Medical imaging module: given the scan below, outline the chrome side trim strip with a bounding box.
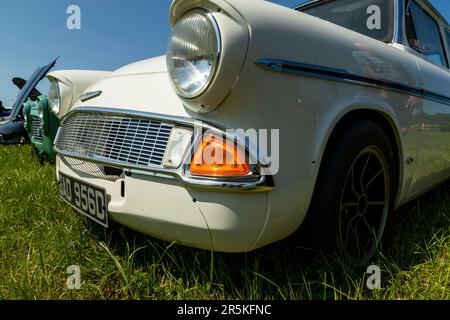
[255,58,423,97]
[255,58,450,106]
[55,106,274,193]
[423,91,450,106]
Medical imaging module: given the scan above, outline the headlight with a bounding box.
[48,80,61,115]
[37,101,44,119]
[166,9,221,99]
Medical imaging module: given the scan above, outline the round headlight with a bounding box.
[166,10,221,99]
[48,80,61,114]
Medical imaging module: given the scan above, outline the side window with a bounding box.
[445,28,450,58]
[302,0,394,43]
[405,1,448,67]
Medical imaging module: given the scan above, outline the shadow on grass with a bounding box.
[85,180,449,299]
[383,180,449,267]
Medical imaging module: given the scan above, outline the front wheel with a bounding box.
[305,120,397,264]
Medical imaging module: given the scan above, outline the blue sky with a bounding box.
[0,0,449,106]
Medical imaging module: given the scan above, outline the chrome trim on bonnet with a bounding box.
[80,90,102,102]
[255,58,450,105]
[55,107,274,193]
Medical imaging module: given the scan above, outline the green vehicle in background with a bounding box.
[23,94,59,162]
[21,58,111,162]
[22,59,58,162]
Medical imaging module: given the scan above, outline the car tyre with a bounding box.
[304,120,397,264]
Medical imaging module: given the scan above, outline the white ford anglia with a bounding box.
[52,0,450,262]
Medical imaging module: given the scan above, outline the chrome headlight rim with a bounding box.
[37,101,44,119]
[167,9,222,100]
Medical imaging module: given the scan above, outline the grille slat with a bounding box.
[31,116,43,143]
[55,112,174,168]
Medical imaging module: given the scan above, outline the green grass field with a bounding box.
[0,144,448,300]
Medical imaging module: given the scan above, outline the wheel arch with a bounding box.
[316,108,404,207]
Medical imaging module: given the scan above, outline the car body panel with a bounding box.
[57,155,269,252]
[409,59,450,195]
[73,57,189,117]
[54,0,450,251]
[0,119,26,144]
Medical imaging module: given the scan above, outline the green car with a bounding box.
[23,94,60,162]
[21,60,111,162]
[21,59,58,162]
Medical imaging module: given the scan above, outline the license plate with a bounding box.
[59,173,109,228]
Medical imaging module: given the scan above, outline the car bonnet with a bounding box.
[9,58,57,120]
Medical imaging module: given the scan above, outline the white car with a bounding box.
[53,0,450,262]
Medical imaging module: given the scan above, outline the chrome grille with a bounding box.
[60,156,121,182]
[55,112,174,168]
[31,116,43,142]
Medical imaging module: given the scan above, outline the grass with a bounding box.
[0,144,448,300]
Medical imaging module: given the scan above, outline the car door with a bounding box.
[405,0,450,194]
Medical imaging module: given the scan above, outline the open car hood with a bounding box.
[9,58,57,120]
